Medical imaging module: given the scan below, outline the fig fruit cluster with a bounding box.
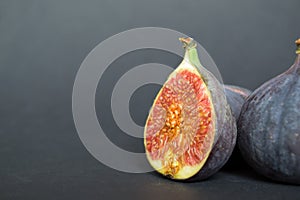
[144,37,300,184]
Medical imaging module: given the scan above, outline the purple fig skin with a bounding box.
[187,66,237,181]
[224,85,252,120]
[223,85,252,169]
[238,49,300,184]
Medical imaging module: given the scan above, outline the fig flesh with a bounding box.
[238,39,300,184]
[144,38,236,180]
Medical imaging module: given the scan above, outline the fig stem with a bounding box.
[179,37,202,67]
[296,39,300,54]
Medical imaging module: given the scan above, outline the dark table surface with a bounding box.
[1,0,300,199]
[2,155,300,200]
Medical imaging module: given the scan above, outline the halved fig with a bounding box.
[144,38,237,180]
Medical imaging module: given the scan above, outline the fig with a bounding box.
[144,37,236,181]
[223,85,252,169]
[238,39,300,184]
[224,85,252,120]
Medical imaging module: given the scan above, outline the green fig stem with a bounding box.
[296,39,300,55]
[179,37,202,67]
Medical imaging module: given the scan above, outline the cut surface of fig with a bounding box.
[144,37,236,181]
[145,67,215,179]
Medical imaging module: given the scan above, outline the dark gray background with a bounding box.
[1,0,300,199]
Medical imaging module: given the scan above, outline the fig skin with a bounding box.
[178,40,237,181]
[237,40,300,184]
[182,81,237,181]
[224,85,252,120]
[223,85,252,169]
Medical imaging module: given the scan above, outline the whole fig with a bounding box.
[223,85,252,169]
[224,85,252,120]
[238,39,300,184]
